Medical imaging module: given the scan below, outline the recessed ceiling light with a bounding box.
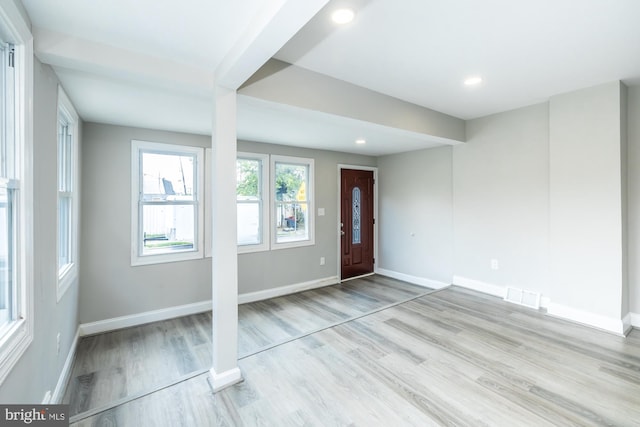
[355,139,366,144]
[332,8,355,24]
[464,76,483,86]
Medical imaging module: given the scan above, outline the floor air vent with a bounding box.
[504,287,541,310]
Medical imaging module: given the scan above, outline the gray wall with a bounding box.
[80,123,213,323]
[237,140,377,294]
[454,103,550,294]
[377,146,453,284]
[0,60,80,403]
[378,82,640,323]
[549,82,626,319]
[628,86,640,315]
[79,125,376,322]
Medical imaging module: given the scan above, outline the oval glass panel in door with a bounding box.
[352,187,361,244]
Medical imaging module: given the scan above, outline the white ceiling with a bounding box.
[21,0,640,156]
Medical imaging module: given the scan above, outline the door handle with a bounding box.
[340,230,345,236]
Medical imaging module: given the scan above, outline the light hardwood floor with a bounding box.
[64,275,432,417]
[69,283,640,426]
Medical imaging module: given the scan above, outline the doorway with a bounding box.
[340,168,375,280]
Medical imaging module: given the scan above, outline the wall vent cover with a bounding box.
[504,287,541,310]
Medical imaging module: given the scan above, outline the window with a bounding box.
[271,155,314,249]
[131,141,204,265]
[237,153,269,253]
[57,87,79,299]
[0,2,34,385]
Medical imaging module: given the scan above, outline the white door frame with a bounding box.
[337,164,379,282]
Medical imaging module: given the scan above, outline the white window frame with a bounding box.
[56,86,79,300]
[0,2,34,385]
[271,155,315,250]
[131,140,204,266]
[237,152,269,254]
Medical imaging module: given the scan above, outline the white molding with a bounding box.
[452,275,506,298]
[209,367,242,392]
[546,302,626,336]
[238,276,339,304]
[41,390,52,405]
[51,328,79,403]
[376,268,448,290]
[79,300,212,336]
[631,313,640,328]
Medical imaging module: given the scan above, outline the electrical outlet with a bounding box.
[491,259,499,270]
[56,333,61,355]
[320,257,325,266]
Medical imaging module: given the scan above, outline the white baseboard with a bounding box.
[375,268,449,290]
[453,275,506,298]
[52,327,80,403]
[238,276,339,304]
[79,300,212,336]
[545,302,627,336]
[209,367,242,392]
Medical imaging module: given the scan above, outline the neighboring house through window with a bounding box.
[131,140,204,265]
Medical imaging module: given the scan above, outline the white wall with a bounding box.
[377,146,453,285]
[0,60,80,403]
[240,59,465,142]
[454,103,550,295]
[549,82,626,321]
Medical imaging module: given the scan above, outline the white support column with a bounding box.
[209,85,242,391]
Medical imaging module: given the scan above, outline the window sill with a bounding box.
[270,238,315,251]
[57,263,77,302]
[131,249,204,267]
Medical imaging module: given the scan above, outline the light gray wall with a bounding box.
[80,123,212,323]
[237,140,376,294]
[628,86,640,315]
[454,103,550,294]
[240,59,465,143]
[377,146,453,283]
[549,82,625,319]
[79,126,376,321]
[0,60,80,403]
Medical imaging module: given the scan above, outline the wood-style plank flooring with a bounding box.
[69,284,640,426]
[64,275,431,417]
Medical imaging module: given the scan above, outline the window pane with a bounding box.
[237,159,259,198]
[142,152,195,201]
[352,187,361,244]
[58,122,72,192]
[275,163,307,202]
[237,202,261,245]
[58,196,71,270]
[142,204,195,254]
[0,187,14,329]
[275,202,308,242]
